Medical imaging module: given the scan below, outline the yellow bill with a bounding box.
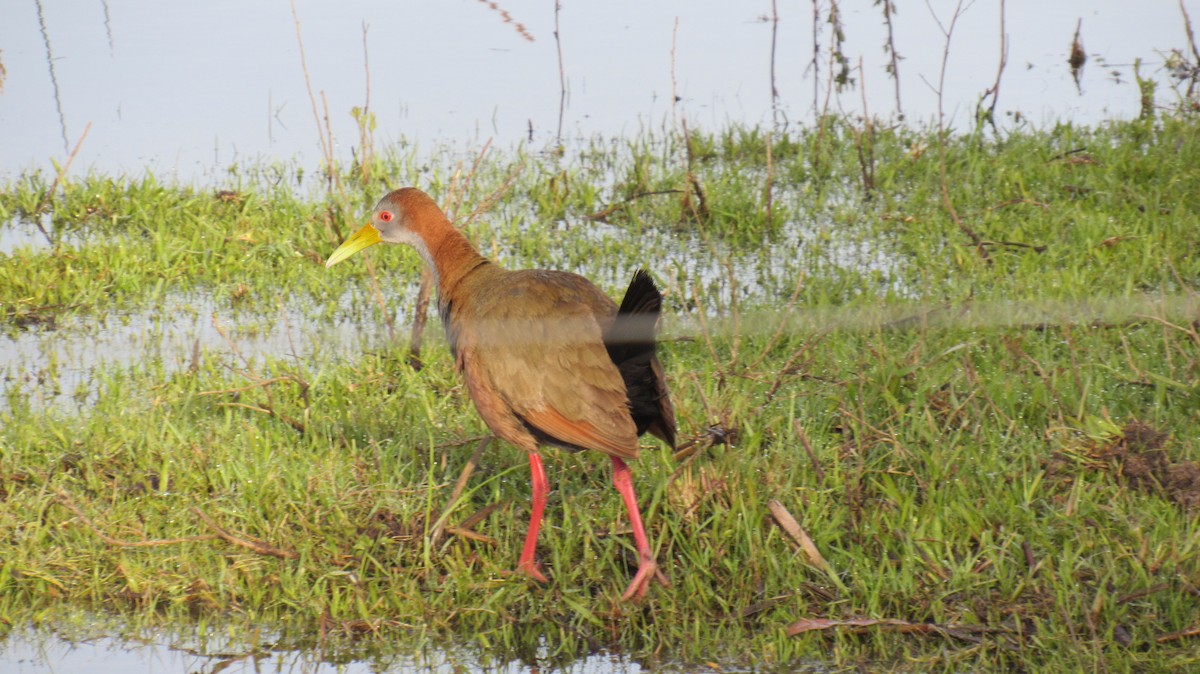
[325,223,382,268]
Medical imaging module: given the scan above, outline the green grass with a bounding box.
[2,111,1200,672]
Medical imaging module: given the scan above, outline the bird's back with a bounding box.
[441,266,674,458]
[443,266,639,458]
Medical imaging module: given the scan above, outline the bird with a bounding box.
[325,187,676,601]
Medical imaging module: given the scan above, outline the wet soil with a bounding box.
[1053,421,1200,512]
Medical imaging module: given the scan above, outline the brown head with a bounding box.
[325,188,450,269]
[326,187,491,302]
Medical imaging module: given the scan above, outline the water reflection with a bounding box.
[0,625,655,674]
[32,0,69,153]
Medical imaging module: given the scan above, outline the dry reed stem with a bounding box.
[361,252,397,343]
[767,499,829,572]
[1157,624,1200,643]
[724,258,741,366]
[448,139,494,220]
[683,173,708,222]
[810,7,844,175]
[765,1,778,222]
[289,13,391,343]
[554,0,566,143]
[198,377,302,397]
[669,17,698,187]
[443,527,496,545]
[35,121,92,245]
[460,161,526,225]
[290,0,336,192]
[768,0,781,127]
[810,0,820,115]
[690,282,728,385]
[979,0,1009,130]
[670,18,680,138]
[357,22,374,185]
[407,266,434,369]
[924,0,988,260]
[787,616,1017,647]
[764,129,775,222]
[853,58,876,194]
[880,0,903,116]
[475,0,534,42]
[1181,0,1200,99]
[319,91,340,192]
[214,402,306,433]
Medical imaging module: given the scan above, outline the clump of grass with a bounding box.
[3,112,1200,671]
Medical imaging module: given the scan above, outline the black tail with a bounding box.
[606,270,677,448]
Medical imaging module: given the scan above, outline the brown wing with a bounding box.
[451,269,640,460]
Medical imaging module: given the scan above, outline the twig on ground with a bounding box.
[585,190,685,222]
[1157,624,1200,643]
[456,500,504,532]
[794,421,826,482]
[191,507,299,560]
[767,499,829,572]
[56,490,216,548]
[787,616,1017,649]
[978,240,1048,253]
[443,527,496,545]
[430,437,492,546]
[208,316,309,434]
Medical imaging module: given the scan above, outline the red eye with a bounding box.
[379,210,394,222]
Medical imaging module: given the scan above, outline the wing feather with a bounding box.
[450,270,639,459]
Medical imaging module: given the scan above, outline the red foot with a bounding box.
[620,556,670,601]
[516,559,549,584]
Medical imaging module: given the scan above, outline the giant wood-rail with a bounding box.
[326,188,675,600]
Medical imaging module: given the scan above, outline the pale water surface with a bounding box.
[1,0,1195,181]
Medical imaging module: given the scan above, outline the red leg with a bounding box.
[516,452,549,583]
[611,456,669,600]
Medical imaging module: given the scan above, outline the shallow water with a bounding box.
[0,626,654,674]
[0,197,892,411]
[0,287,395,411]
[1,0,1193,182]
